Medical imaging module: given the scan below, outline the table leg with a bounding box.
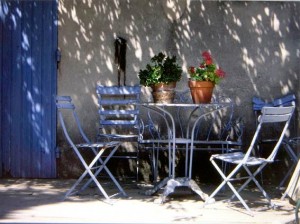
[144,177,171,196]
[145,176,215,204]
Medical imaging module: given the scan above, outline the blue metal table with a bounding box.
[140,102,232,203]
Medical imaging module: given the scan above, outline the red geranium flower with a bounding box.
[216,68,226,78]
[202,51,212,61]
[188,51,226,85]
[205,58,213,65]
[189,66,195,73]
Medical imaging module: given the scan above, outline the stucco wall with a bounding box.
[57,0,300,181]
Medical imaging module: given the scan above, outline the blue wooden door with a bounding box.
[0,0,57,178]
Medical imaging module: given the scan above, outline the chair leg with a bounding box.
[295,199,300,223]
[78,147,106,191]
[150,144,161,183]
[206,159,254,216]
[245,165,272,205]
[136,146,140,182]
[230,164,273,207]
[65,170,94,198]
[154,145,159,182]
[91,162,128,197]
[65,147,111,201]
[205,159,229,203]
[278,142,298,191]
[94,160,128,197]
[148,144,158,183]
[80,144,127,197]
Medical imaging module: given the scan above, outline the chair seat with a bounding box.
[76,141,120,148]
[140,137,192,144]
[212,152,268,165]
[98,133,139,139]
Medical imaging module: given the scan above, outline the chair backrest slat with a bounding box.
[259,106,295,123]
[96,85,141,129]
[262,106,294,115]
[100,99,139,105]
[99,109,139,116]
[97,85,141,95]
[260,114,292,123]
[100,120,137,125]
[57,103,75,110]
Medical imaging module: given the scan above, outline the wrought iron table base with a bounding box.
[145,177,215,204]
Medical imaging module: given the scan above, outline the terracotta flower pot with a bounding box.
[152,90,175,103]
[151,82,176,92]
[188,80,215,104]
[151,82,176,103]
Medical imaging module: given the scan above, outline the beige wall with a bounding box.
[57,0,300,179]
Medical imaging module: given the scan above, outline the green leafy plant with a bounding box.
[138,52,182,87]
[188,51,226,84]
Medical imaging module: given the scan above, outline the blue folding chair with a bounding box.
[205,106,295,216]
[56,96,127,203]
[96,85,142,180]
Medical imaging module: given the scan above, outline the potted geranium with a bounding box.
[139,52,182,103]
[188,51,225,103]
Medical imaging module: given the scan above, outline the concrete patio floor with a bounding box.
[0,178,296,223]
